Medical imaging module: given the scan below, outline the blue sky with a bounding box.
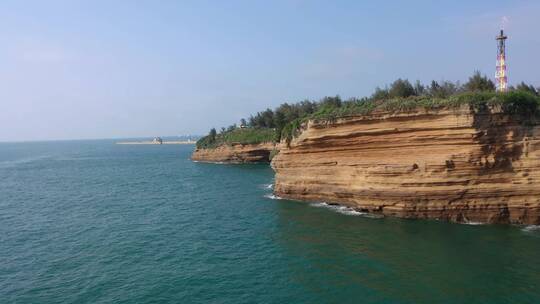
[1,0,539,141]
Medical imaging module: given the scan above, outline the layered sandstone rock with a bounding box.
[192,142,275,163]
[271,106,540,224]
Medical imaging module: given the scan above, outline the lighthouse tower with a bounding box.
[495,29,508,92]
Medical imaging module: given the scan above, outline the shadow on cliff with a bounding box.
[471,103,537,174]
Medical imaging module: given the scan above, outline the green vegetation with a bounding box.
[269,148,279,161]
[196,127,275,149]
[197,71,540,149]
[463,71,497,92]
[277,91,540,143]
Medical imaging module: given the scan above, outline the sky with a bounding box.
[1,0,539,142]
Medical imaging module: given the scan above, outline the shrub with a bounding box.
[196,128,275,149]
[278,91,540,143]
[198,72,539,149]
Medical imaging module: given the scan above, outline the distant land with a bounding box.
[116,140,195,145]
[116,135,200,145]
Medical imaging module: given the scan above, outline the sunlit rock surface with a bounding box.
[192,142,275,163]
[272,106,540,224]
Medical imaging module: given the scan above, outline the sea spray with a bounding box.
[522,225,540,233]
[264,193,283,200]
[310,202,383,218]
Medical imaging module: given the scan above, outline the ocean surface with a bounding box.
[1,140,540,304]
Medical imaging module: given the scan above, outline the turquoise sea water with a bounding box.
[1,140,540,304]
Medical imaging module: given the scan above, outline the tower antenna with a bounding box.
[496,28,508,92]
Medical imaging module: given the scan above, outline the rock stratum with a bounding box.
[192,142,275,163]
[271,106,540,225]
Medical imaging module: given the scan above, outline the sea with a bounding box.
[1,140,540,304]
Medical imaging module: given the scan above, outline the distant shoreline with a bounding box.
[116,141,195,145]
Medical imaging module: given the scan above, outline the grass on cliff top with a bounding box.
[196,127,275,149]
[281,91,540,142]
[198,91,540,149]
[310,91,540,120]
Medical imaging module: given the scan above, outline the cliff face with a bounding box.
[271,106,540,225]
[192,142,275,163]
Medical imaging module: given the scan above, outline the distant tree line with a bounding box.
[200,71,539,147]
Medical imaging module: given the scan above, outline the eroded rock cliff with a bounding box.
[192,142,275,163]
[271,106,540,224]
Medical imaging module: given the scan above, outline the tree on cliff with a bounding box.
[199,73,540,149]
[209,128,217,142]
[514,82,538,96]
[413,80,426,96]
[249,108,275,128]
[320,96,342,108]
[464,71,495,92]
[270,100,318,141]
[273,110,287,141]
[371,87,389,100]
[428,80,460,98]
[388,79,416,98]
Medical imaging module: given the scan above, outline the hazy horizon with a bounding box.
[0,134,202,144]
[2,0,539,142]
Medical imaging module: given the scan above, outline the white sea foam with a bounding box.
[259,183,274,190]
[192,160,226,164]
[463,221,484,226]
[264,193,283,200]
[310,202,383,218]
[0,155,49,168]
[522,225,540,232]
[311,202,331,208]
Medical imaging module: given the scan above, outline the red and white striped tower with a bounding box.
[496,29,508,92]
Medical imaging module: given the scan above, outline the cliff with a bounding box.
[271,106,540,225]
[192,142,275,163]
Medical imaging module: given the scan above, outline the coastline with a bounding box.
[271,106,540,225]
[191,142,275,163]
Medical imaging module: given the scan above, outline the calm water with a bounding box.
[1,141,540,304]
